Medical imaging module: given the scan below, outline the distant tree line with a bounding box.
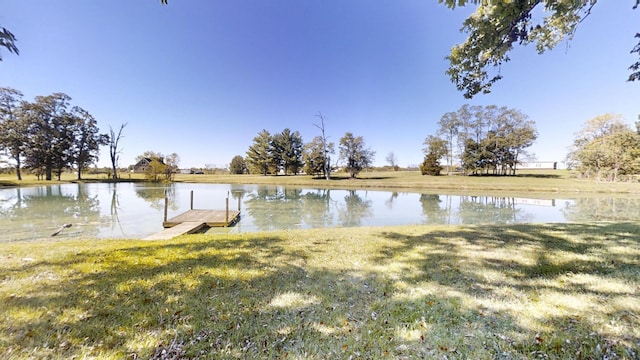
[0,87,107,180]
[241,127,375,179]
[421,104,538,176]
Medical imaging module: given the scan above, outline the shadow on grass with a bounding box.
[515,173,562,179]
[1,223,638,358]
[466,173,562,179]
[0,181,18,187]
[378,222,639,357]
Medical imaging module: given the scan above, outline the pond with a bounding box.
[1,182,639,242]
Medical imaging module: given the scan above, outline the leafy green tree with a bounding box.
[304,136,335,177]
[0,87,26,180]
[146,159,166,182]
[136,151,167,182]
[0,26,19,61]
[164,152,179,181]
[460,138,482,175]
[230,155,246,174]
[421,135,447,176]
[246,130,273,175]
[567,114,640,181]
[442,0,640,98]
[339,132,375,178]
[495,108,538,175]
[435,105,537,176]
[68,106,108,180]
[21,93,73,180]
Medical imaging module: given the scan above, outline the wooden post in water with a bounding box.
[190,190,194,210]
[163,190,168,223]
[237,196,241,211]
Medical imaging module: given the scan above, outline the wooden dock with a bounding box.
[163,209,241,228]
[143,191,241,240]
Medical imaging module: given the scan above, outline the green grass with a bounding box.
[1,223,638,359]
[3,170,640,196]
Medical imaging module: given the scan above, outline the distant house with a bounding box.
[132,157,165,173]
[517,161,557,170]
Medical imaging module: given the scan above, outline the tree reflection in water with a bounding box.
[244,186,305,231]
[562,197,640,221]
[242,187,374,230]
[419,194,448,224]
[0,184,102,239]
[4,183,640,241]
[457,195,533,224]
[299,189,336,228]
[337,190,373,227]
[133,183,178,211]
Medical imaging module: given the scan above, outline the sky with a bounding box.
[2,0,639,170]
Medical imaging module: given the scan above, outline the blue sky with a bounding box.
[2,1,639,169]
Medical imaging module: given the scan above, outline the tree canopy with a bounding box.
[0,89,107,180]
[441,0,640,98]
[0,26,19,61]
[339,132,375,178]
[428,104,538,176]
[566,113,640,181]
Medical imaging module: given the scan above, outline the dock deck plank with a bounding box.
[144,209,241,240]
[143,222,207,240]
[163,209,241,228]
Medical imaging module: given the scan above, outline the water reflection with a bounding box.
[299,189,335,228]
[562,197,640,221]
[337,190,373,227]
[457,195,533,224]
[419,194,448,224]
[134,183,178,211]
[0,184,103,239]
[2,183,640,242]
[244,186,305,230]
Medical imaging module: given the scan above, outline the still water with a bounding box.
[1,182,639,242]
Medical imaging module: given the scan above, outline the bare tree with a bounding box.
[314,112,333,180]
[385,152,399,171]
[109,123,127,180]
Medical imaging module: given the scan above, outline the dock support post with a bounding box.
[190,190,194,210]
[225,197,229,225]
[238,196,241,211]
[163,190,168,223]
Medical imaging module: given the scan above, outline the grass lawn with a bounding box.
[1,223,638,359]
[2,169,640,196]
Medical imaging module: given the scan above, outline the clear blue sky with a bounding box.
[2,1,639,169]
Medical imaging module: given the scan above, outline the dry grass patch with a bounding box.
[0,223,638,359]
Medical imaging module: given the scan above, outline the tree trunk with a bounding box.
[324,155,331,180]
[15,155,22,181]
[45,164,53,181]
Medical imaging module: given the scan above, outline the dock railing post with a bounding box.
[163,190,168,223]
[190,190,194,210]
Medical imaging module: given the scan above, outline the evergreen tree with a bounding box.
[246,130,273,175]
